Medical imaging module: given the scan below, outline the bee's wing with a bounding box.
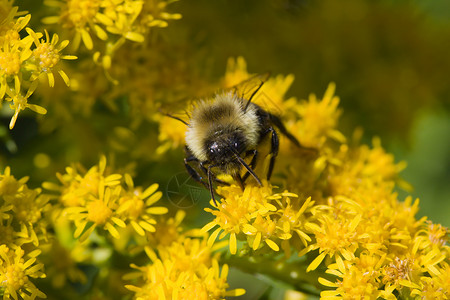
[158,96,195,125]
[226,72,283,115]
[227,72,270,101]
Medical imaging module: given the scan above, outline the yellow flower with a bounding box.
[26,28,77,87]
[0,10,30,46]
[380,255,422,296]
[117,174,168,237]
[0,245,46,300]
[66,184,126,241]
[0,25,33,100]
[414,221,449,255]
[156,114,187,155]
[43,0,181,67]
[0,166,29,199]
[44,155,122,208]
[1,166,50,246]
[411,263,450,299]
[4,81,47,129]
[45,156,169,243]
[289,82,345,148]
[222,56,296,115]
[43,0,102,50]
[319,253,385,299]
[125,237,245,300]
[306,212,365,272]
[222,56,251,88]
[203,183,315,255]
[145,210,187,248]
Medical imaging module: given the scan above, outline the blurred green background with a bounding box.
[2,0,449,229]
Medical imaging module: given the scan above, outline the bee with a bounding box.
[167,74,303,205]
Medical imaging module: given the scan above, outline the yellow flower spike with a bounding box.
[251,232,263,251]
[25,27,77,87]
[127,237,245,299]
[0,246,46,300]
[265,239,280,251]
[229,232,237,254]
[208,227,222,248]
[4,81,46,129]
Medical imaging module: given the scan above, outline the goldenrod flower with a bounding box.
[0,245,46,300]
[125,237,245,300]
[146,210,187,247]
[319,253,385,299]
[45,156,168,243]
[0,28,32,100]
[411,263,450,299]
[0,166,29,199]
[117,174,168,237]
[203,183,315,255]
[289,82,345,148]
[43,0,181,68]
[156,114,187,155]
[0,10,30,46]
[43,0,102,50]
[44,155,121,208]
[26,28,77,87]
[1,166,50,246]
[4,81,47,129]
[222,56,296,115]
[222,56,251,88]
[66,183,126,241]
[305,212,365,272]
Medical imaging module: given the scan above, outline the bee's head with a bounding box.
[205,130,247,164]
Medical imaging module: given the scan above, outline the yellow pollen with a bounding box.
[0,50,20,75]
[87,199,112,225]
[0,28,20,44]
[4,264,28,291]
[34,43,60,70]
[15,204,41,223]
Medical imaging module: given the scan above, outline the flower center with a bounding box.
[4,264,28,291]
[0,50,20,76]
[34,43,60,71]
[87,199,112,225]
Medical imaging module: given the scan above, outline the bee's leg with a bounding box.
[184,157,209,189]
[232,173,245,191]
[267,127,279,180]
[242,149,258,182]
[268,113,301,147]
[199,161,230,186]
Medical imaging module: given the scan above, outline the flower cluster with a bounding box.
[43,0,181,71]
[203,183,317,256]
[0,0,76,129]
[200,57,449,298]
[1,1,449,297]
[125,236,245,300]
[0,167,49,299]
[43,156,168,244]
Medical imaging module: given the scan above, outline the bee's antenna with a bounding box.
[232,150,262,186]
[158,108,189,126]
[244,79,265,112]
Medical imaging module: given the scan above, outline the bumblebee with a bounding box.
[174,74,302,205]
